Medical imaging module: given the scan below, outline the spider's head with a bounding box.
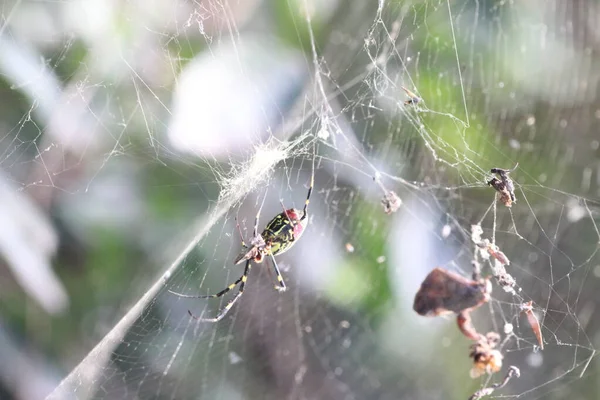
[233,246,261,265]
[254,251,265,263]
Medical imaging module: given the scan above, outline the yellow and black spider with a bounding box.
[169,144,316,322]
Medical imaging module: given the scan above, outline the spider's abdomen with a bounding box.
[262,209,308,256]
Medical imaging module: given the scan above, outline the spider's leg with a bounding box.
[301,140,316,221]
[168,273,244,299]
[188,260,252,322]
[253,190,268,238]
[168,276,242,299]
[268,252,287,292]
[235,217,247,248]
[253,208,261,238]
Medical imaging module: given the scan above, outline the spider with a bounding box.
[169,147,316,322]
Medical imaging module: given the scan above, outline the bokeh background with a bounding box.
[1,0,600,399]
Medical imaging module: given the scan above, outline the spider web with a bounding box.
[0,0,598,399]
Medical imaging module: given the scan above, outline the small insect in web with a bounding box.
[468,366,520,400]
[168,144,317,322]
[413,267,492,340]
[469,332,503,378]
[401,86,422,105]
[476,239,510,266]
[381,190,402,214]
[521,301,544,350]
[488,163,518,207]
